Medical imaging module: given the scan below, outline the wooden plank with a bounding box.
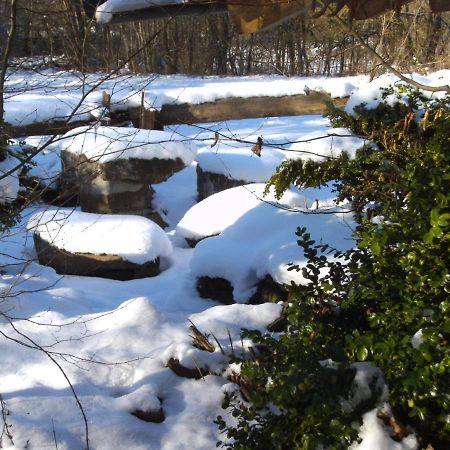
[226,0,311,34]
[156,92,347,125]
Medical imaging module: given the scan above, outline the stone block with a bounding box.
[34,233,161,280]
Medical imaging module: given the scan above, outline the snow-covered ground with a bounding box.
[2,69,446,449]
[4,69,366,127]
[5,68,449,128]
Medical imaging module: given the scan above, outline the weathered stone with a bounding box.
[80,178,152,214]
[59,150,85,205]
[197,274,288,306]
[166,357,209,380]
[196,276,235,305]
[131,407,165,423]
[61,149,185,184]
[196,165,246,201]
[34,234,161,280]
[60,149,179,225]
[248,275,288,305]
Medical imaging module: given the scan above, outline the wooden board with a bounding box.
[226,0,311,34]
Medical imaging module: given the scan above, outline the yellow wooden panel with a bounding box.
[226,0,311,34]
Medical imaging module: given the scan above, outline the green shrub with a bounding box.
[217,89,450,450]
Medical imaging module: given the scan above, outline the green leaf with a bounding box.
[356,346,369,362]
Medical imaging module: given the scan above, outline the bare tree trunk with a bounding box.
[0,0,18,126]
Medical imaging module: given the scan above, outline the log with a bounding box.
[156,92,347,126]
[11,120,93,138]
[11,93,348,137]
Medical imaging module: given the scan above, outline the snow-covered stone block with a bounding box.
[29,210,172,280]
[195,146,286,200]
[189,184,355,303]
[60,126,196,170]
[59,126,196,218]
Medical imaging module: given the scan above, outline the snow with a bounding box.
[5,89,104,127]
[0,155,21,203]
[345,70,450,114]
[195,126,370,181]
[189,184,355,302]
[152,163,198,228]
[176,183,325,242]
[196,144,286,181]
[0,70,431,450]
[4,68,368,127]
[96,0,187,24]
[286,127,371,161]
[29,209,173,264]
[19,135,62,188]
[351,409,418,450]
[60,126,197,165]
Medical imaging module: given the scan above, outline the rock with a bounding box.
[80,178,153,214]
[196,276,235,305]
[248,275,288,305]
[33,234,161,280]
[131,407,165,423]
[61,149,186,185]
[196,274,288,306]
[196,165,246,201]
[60,149,184,223]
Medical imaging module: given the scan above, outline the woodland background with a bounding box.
[1,0,449,77]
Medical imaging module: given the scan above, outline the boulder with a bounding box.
[131,407,165,423]
[196,274,288,306]
[196,276,235,305]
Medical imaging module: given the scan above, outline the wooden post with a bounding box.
[102,91,111,109]
[100,91,112,125]
[139,91,156,130]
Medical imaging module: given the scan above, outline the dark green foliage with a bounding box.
[218,89,450,449]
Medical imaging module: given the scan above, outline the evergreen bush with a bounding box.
[217,88,450,450]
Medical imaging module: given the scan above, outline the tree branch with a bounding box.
[328,6,450,94]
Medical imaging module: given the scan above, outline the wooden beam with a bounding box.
[226,0,311,34]
[11,94,348,137]
[155,92,347,125]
